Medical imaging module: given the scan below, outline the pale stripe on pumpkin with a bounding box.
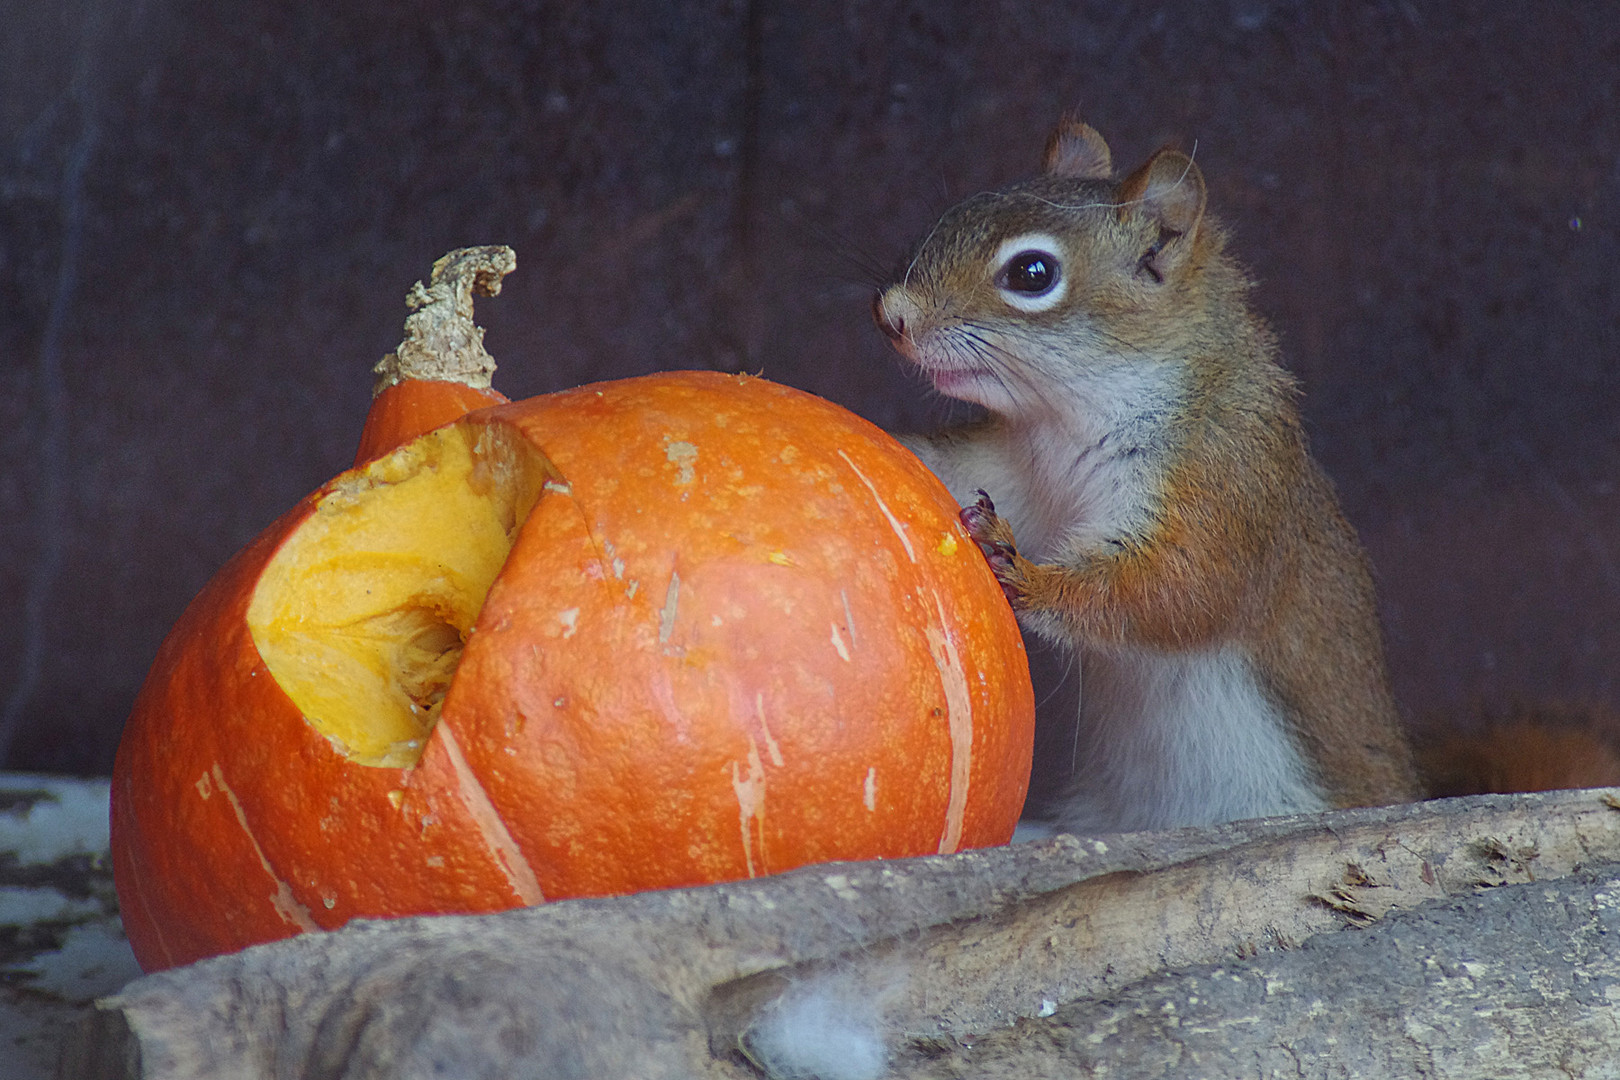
[435,723,546,905]
[926,593,974,854]
[199,763,321,933]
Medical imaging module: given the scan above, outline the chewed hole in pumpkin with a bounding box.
[246,421,555,767]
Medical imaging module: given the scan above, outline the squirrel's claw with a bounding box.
[960,491,1024,607]
[958,490,998,536]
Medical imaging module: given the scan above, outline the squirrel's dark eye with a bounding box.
[991,235,1068,311]
[997,250,1061,296]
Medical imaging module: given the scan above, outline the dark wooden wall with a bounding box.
[3,0,1616,776]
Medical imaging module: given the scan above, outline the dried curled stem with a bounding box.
[371,245,517,395]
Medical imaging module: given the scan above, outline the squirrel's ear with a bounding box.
[1117,148,1206,281]
[1042,116,1113,180]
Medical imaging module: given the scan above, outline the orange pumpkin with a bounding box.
[111,371,1035,972]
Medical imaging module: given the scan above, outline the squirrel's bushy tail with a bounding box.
[1416,702,1620,797]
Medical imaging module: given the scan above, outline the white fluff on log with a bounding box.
[746,970,893,1080]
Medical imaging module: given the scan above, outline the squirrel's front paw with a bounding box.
[960,491,1025,607]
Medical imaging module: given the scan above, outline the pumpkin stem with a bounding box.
[371,245,517,395]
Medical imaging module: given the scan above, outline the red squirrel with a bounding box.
[872,117,1424,833]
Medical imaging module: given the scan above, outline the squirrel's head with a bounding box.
[874,117,1217,415]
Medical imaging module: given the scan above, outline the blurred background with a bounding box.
[2,1,1616,800]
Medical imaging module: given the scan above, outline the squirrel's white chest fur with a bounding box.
[1058,645,1325,833]
[902,376,1327,834]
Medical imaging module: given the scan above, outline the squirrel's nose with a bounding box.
[872,289,907,341]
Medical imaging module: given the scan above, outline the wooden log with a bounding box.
[64,789,1620,1079]
[891,866,1620,1078]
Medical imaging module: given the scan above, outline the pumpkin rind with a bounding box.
[110,498,533,970]
[352,379,509,465]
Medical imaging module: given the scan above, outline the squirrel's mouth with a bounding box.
[917,360,1002,410]
[904,333,1026,415]
[926,366,981,393]
[880,317,1005,409]
[907,338,992,389]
